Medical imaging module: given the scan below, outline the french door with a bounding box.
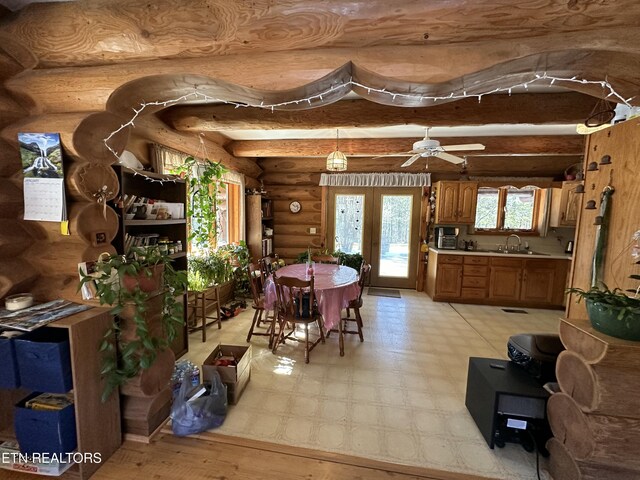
[327,187,421,289]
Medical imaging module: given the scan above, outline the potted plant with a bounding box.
[79,247,187,401]
[170,156,228,252]
[567,231,640,341]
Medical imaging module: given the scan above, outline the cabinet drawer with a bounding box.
[463,256,489,265]
[463,265,488,277]
[462,276,488,288]
[439,255,463,264]
[490,257,522,268]
[461,288,487,299]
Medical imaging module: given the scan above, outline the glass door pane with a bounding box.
[378,195,413,278]
[334,194,365,254]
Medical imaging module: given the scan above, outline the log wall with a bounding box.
[0,50,38,298]
[259,161,324,264]
[547,120,640,480]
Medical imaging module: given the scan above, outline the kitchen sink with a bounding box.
[469,249,550,256]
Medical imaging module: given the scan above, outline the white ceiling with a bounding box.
[222,123,580,141]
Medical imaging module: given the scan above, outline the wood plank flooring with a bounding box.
[90,432,498,480]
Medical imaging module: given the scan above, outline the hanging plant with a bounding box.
[171,156,228,251]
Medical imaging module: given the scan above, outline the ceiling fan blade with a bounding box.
[436,151,466,164]
[401,153,423,167]
[370,151,413,160]
[440,143,486,152]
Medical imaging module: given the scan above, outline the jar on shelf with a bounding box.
[158,237,169,255]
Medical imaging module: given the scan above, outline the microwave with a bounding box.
[435,227,459,250]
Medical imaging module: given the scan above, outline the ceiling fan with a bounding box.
[397,129,486,167]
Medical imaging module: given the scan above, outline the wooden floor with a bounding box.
[89,432,496,480]
[3,432,498,479]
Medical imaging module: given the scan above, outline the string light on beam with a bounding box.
[104,73,635,183]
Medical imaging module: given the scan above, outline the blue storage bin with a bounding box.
[14,328,73,393]
[0,334,21,388]
[15,392,77,456]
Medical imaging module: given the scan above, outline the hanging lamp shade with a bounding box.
[326,150,348,171]
[326,129,348,171]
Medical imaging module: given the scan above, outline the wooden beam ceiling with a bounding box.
[229,136,584,158]
[2,0,639,67]
[257,156,581,177]
[162,93,595,132]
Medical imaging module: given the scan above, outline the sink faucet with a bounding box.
[505,234,522,252]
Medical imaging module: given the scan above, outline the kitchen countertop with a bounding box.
[428,246,572,260]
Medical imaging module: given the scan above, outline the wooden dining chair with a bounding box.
[246,263,275,346]
[258,254,281,284]
[331,262,371,355]
[272,272,325,364]
[311,254,340,264]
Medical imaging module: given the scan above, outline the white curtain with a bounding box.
[319,172,430,187]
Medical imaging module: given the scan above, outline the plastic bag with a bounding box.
[171,369,227,436]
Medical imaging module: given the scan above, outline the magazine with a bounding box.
[0,299,91,332]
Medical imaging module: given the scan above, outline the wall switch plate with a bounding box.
[309,227,317,234]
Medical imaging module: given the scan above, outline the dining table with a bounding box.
[262,263,360,333]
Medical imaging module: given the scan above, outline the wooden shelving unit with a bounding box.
[246,194,274,262]
[0,308,121,480]
[111,165,188,358]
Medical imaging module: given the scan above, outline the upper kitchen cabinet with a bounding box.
[434,181,478,224]
[550,181,582,227]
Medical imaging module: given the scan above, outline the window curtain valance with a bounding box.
[319,172,431,187]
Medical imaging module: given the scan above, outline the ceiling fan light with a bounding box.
[326,150,348,171]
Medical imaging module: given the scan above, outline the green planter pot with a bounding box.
[586,298,640,341]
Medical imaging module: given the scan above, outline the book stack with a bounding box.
[24,393,74,411]
[124,233,160,252]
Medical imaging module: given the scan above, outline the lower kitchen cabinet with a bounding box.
[488,264,522,301]
[428,251,569,308]
[520,260,557,304]
[436,262,463,297]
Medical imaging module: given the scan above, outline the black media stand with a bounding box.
[465,357,552,454]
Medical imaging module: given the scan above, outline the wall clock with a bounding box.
[289,201,301,213]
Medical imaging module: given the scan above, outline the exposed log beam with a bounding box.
[231,135,584,158]
[166,94,594,131]
[6,44,640,115]
[132,115,262,179]
[258,156,581,177]
[1,0,639,68]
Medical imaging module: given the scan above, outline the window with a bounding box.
[474,187,540,232]
[152,143,245,251]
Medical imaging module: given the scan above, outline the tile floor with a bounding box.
[185,290,561,480]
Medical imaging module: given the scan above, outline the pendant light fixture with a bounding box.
[326,129,348,171]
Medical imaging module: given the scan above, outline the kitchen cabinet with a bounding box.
[435,255,463,297]
[520,260,557,304]
[488,258,522,302]
[550,181,581,227]
[489,257,568,306]
[434,181,478,224]
[428,251,569,308]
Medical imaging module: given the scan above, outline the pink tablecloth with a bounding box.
[263,264,360,331]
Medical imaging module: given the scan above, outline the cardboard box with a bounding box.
[0,333,22,388]
[202,344,251,405]
[14,328,72,393]
[14,393,77,456]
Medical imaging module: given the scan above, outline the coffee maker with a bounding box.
[434,227,459,250]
